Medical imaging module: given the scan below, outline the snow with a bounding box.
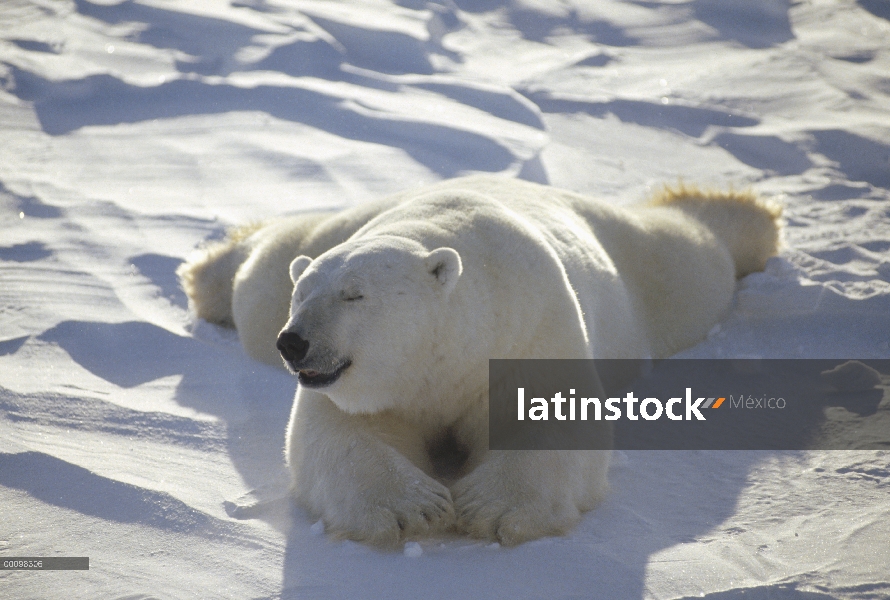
[1,0,889,598]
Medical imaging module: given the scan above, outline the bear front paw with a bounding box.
[307,462,456,547]
[452,464,581,546]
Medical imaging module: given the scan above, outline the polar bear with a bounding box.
[178,176,781,546]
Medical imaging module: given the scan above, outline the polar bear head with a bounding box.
[277,236,462,414]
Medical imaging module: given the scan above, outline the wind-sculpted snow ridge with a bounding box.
[0,387,227,451]
[0,451,234,535]
[1,0,889,598]
[3,0,549,181]
[11,65,546,177]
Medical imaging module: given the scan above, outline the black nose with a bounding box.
[277,331,310,363]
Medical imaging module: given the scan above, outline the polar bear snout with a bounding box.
[277,330,310,363]
[277,328,352,388]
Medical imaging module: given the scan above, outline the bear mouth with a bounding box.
[297,360,352,388]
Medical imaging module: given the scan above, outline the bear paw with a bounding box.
[452,462,581,546]
[311,461,456,547]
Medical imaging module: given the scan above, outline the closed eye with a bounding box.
[340,290,363,302]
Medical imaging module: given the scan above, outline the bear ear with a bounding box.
[289,255,312,284]
[424,247,462,295]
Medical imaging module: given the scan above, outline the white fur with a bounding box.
[179,176,781,546]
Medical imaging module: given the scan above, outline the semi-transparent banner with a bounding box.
[488,359,889,450]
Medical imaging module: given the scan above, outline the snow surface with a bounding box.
[1,0,890,598]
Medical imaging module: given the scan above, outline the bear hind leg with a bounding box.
[178,223,262,327]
